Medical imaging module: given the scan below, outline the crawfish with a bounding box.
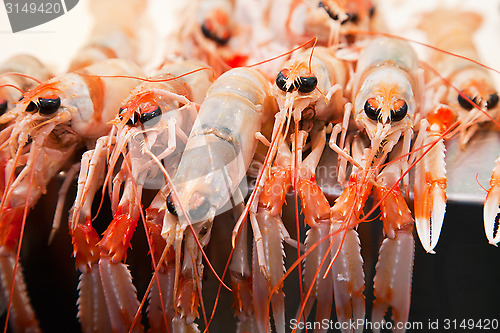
[69,60,213,332]
[0,58,143,333]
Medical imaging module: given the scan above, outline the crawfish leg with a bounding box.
[98,184,144,333]
[297,178,334,332]
[70,145,112,333]
[71,221,111,333]
[0,207,40,333]
[251,209,286,333]
[145,201,176,333]
[372,166,415,333]
[250,144,292,333]
[174,221,213,330]
[328,177,370,333]
[230,206,257,333]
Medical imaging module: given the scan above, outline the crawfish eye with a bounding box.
[166,193,178,217]
[346,12,358,23]
[38,97,61,115]
[118,107,138,126]
[119,107,140,126]
[118,107,126,120]
[25,100,38,112]
[457,91,476,111]
[128,112,140,126]
[0,99,7,115]
[188,197,211,221]
[318,1,350,24]
[390,100,408,122]
[369,6,376,17]
[139,106,162,125]
[319,1,337,20]
[276,71,294,92]
[364,98,380,121]
[297,76,318,93]
[486,93,499,110]
[201,20,230,45]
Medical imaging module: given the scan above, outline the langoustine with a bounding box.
[327,36,422,332]
[160,66,276,331]
[69,59,213,332]
[0,0,498,330]
[0,58,143,333]
[239,44,349,332]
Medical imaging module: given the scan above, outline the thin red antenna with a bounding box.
[292,121,307,328]
[351,30,500,75]
[127,176,170,333]
[307,38,318,75]
[0,83,25,94]
[0,72,42,84]
[476,172,488,193]
[191,250,209,331]
[420,61,500,129]
[128,241,172,333]
[144,150,231,292]
[78,67,216,84]
[248,37,318,68]
[4,142,39,333]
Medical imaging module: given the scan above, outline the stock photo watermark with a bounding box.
[247,161,344,199]
[290,318,500,331]
[3,0,79,32]
[131,111,345,222]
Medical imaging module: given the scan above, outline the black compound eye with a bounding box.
[346,12,358,23]
[188,197,210,221]
[0,99,7,115]
[390,100,408,122]
[166,193,178,216]
[364,98,380,121]
[139,106,162,125]
[118,107,126,121]
[128,112,139,126]
[38,97,60,115]
[486,93,499,110]
[25,100,38,112]
[319,1,338,20]
[276,71,294,92]
[369,6,376,17]
[297,76,318,93]
[457,92,476,111]
[118,107,139,125]
[201,21,230,45]
[276,71,298,92]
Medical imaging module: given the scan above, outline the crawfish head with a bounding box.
[10,90,80,150]
[354,66,416,143]
[451,69,500,134]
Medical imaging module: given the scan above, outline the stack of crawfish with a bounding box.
[0,0,499,332]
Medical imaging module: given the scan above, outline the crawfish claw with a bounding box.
[415,184,446,254]
[484,180,500,246]
[414,136,447,254]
